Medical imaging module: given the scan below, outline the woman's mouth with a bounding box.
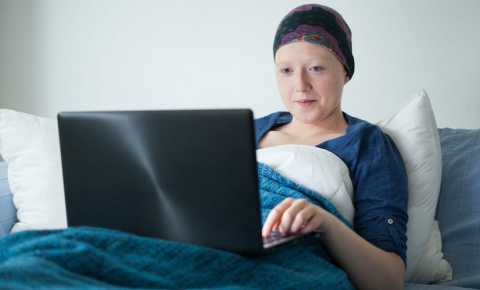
[295,100,316,108]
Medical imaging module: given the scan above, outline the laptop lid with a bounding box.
[57,109,264,254]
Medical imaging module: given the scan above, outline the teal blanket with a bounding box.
[0,163,355,290]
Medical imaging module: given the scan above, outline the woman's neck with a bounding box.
[285,110,348,138]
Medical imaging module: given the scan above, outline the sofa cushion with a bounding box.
[436,128,480,289]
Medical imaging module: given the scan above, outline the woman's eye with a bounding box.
[310,66,324,72]
[280,68,291,74]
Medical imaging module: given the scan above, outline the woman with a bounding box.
[257,4,408,290]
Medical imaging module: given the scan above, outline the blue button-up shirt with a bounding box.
[254,111,409,266]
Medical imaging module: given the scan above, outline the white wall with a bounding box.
[1,0,479,128]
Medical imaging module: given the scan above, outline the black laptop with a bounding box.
[57,109,307,254]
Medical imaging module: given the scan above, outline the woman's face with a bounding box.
[274,41,349,125]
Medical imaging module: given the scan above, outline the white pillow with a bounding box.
[412,220,452,282]
[256,145,354,224]
[378,90,452,283]
[0,109,67,232]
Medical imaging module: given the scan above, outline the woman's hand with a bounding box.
[262,197,333,237]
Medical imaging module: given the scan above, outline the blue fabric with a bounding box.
[0,161,16,237]
[0,163,355,290]
[435,128,480,289]
[255,111,409,266]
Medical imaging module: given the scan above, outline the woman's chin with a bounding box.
[291,110,323,124]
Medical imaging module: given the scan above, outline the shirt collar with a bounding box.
[275,111,352,128]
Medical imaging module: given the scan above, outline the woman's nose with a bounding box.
[294,70,311,92]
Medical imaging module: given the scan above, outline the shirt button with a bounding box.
[387,218,395,225]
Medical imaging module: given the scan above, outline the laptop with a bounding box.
[57,109,310,255]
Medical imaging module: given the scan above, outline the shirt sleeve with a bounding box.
[352,126,409,267]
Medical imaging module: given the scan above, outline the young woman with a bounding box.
[257,4,408,290]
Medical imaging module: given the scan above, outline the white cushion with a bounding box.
[411,220,452,282]
[0,109,67,232]
[256,145,354,224]
[378,90,452,283]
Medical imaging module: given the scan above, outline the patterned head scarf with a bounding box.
[273,4,355,79]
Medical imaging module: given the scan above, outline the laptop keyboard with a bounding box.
[262,229,305,249]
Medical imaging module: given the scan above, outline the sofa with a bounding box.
[404,128,480,290]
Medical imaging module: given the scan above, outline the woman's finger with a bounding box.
[278,199,309,234]
[290,206,315,233]
[262,198,294,237]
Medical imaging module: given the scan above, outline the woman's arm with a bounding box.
[262,198,405,290]
[320,207,405,290]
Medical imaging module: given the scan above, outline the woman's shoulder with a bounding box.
[254,111,283,124]
[340,112,405,163]
[343,113,404,166]
[254,111,286,132]
[343,112,388,141]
